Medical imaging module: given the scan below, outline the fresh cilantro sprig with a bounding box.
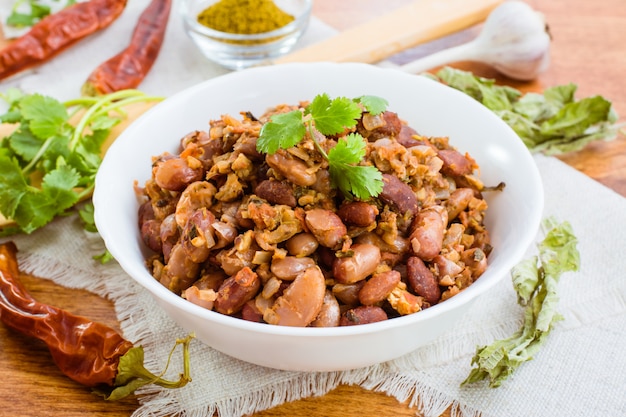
[0,88,163,235]
[429,67,621,155]
[6,0,76,28]
[256,94,388,200]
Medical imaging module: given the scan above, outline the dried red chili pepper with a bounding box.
[82,0,172,96]
[0,0,128,81]
[0,241,192,400]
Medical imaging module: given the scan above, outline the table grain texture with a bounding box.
[0,0,624,416]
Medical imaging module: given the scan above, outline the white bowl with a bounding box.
[94,63,543,372]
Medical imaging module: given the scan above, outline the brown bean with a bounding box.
[406,256,441,305]
[445,188,475,221]
[333,243,381,284]
[432,255,463,280]
[263,266,326,327]
[331,282,364,306]
[180,208,216,263]
[409,205,447,261]
[379,174,419,217]
[270,256,316,281]
[182,286,216,310]
[254,179,297,207]
[154,157,204,191]
[266,151,316,186]
[358,270,402,306]
[310,290,341,327]
[140,219,162,253]
[437,149,473,177]
[357,111,402,140]
[160,213,179,263]
[461,248,488,279]
[337,201,379,227]
[161,243,201,295]
[305,208,347,250]
[215,267,261,315]
[339,306,388,326]
[285,233,319,257]
[241,300,264,323]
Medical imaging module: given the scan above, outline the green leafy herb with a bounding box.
[257,94,386,200]
[5,0,76,28]
[462,217,580,388]
[0,88,163,235]
[430,67,620,155]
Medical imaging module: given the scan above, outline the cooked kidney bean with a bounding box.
[161,243,201,295]
[310,290,341,327]
[445,188,475,221]
[160,214,179,263]
[358,270,401,306]
[332,282,365,306]
[254,179,297,207]
[340,306,388,326]
[437,149,474,177]
[285,233,319,257]
[379,174,419,218]
[305,208,347,250]
[409,205,448,261]
[333,243,381,284]
[357,111,402,140]
[215,267,261,315]
[406,256,441,305]
[154,157,204,192]
[270,256,316,281]
[433,254,464,280]
[337,201,379,227]
[263,266,326,326]
[180,208,216,263]
[266,151,316,187]
[140,219,162,253]
[461,248,488,278]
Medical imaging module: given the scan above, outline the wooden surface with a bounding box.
[1,0,625,416]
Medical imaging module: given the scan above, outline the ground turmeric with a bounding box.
[197,0,294,34]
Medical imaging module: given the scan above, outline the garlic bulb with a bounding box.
[399,1,551,81]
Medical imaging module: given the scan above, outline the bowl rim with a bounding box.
[94,62,544,339]
[181,0,313,42]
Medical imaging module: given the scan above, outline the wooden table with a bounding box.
[1,0,624,416]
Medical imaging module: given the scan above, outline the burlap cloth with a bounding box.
[1,2,625,416]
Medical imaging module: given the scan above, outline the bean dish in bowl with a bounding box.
[94,63,543,371]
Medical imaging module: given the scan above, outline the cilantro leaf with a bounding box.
[328,133,384,200]
[257,110,306,154]
[20,93,69,139]
[0,156,29,219]
[307,94,362,135]
[356,95,388,115]
[0,89,163,235]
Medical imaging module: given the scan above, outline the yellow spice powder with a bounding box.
[197,0,295,34]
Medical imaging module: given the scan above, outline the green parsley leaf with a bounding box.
[257,110,305,154]
[356,95,389,115]
[307,94,362,135]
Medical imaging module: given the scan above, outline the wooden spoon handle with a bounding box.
[276,0,503,64]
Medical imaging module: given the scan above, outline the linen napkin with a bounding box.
[1,2,625,416]
[6,155,626,417]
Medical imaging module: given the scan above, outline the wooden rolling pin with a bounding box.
[276,0,504,64]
